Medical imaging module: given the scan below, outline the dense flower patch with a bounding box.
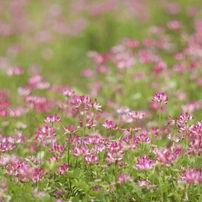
[0,0,202,201]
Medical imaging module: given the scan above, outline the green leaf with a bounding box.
[67,170,74,178]
[71,196,80,202]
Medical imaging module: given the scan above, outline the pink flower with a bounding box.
[48,155,58,162]
[32,188,46,198]
[152,92,168,104]
[35,126,57,146]
[133,133,152,144]
[134,155,155,170]
[177,113,193,126]
[106,151,123,165]
[9,106,26,117]
[72,146,90,157]
[24,96,54,113]
[7,161,45,183]
[0,135,17,152]
[56,200,64,202]
[142,38,156,47]
[0,154,19,166]
[152,61,167,74]
[49,143,66,157]
[84,135,104,145]
[84,154,99,165]
[174,52,185,60]
[0,179,7,192]
[167,20,181,30]
[123,38,139,48]
[166,3,180,15]
[117,174,133,184]
[96,65,110,74]
[188,136,202,155]
[44,114,61,123]
[137,180,156,190]
[176,112,193,133]
[137,180,152,187]
[93,186,101,191]
[32,168,46,183]
[189,121,202,138]
[37,126,56,136]
[156,148,178,166]
[179,168,202,184]
[7,67,24,76]
[81,68,93,77]
[55,163,69,175]
[17,87,31,96]
[127,110,146,120]
[70,95,91,114]
[102,120,118,130]
[181,101,202,114]
[62,88,75,97]
[172,64,186,73]
[0,91,8,99]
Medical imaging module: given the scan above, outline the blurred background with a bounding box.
[0,0,201,89]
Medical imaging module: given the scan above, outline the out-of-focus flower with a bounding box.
[152,92,168,104]
[133,155,155,170]
[7,67,24,76]
[117,173,133,184]
[102,120,118,130]
[179,168,202,184]
[44,114,61,123]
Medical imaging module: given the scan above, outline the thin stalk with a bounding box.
[158,103,163,128]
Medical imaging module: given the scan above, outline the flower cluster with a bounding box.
[0,0,202,201]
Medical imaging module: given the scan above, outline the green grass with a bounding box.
[0,1,202,201]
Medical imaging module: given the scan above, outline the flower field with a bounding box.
[1,0,202,201]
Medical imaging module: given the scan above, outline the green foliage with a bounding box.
[0,0,202,201]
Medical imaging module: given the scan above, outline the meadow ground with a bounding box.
[0,0,202,201]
